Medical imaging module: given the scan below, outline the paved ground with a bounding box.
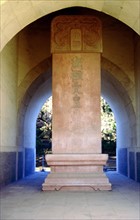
[0,171,140,220]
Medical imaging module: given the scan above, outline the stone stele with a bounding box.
[42,16,112,191]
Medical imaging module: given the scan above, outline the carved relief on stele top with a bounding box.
[51,16,102,53]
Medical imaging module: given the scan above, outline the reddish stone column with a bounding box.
[42,16,111,191]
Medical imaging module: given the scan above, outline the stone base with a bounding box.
[42,173,111,191]
[42,154,112,191]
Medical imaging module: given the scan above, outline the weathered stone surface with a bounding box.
[52,53,101,154]
[129,152,135,180]
[0,152,16,187]
[42,173,111,191]
[42,154,111,191]
[51,16,102,53]
[18,151,23,179]
[42,15,111,191]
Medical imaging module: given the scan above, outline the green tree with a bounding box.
[36,97,52,158]
[101,97,116,156]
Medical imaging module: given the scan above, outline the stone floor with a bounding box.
[0,171,140,220]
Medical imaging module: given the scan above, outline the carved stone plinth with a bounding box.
[42,154,111,191]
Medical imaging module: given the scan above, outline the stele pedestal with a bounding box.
[42,16,112,191]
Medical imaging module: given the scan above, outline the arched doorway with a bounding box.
[17,70,52,178]
[36,96,52,171]
[17,60,135,180]
[101,97,117,171]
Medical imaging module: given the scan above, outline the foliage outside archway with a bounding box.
[101,97,116,156]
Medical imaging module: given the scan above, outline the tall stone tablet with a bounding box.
[42,16,111,191]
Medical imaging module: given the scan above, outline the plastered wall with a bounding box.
[0,37,18,152]
[18,29,51,86]
[0,37,18,185]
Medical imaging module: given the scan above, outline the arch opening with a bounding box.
[36,96,52,172]
[18,71,52,178]
[17,62,135,180]
[101,97,117,172]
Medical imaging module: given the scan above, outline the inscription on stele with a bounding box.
[71,56,83,108]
